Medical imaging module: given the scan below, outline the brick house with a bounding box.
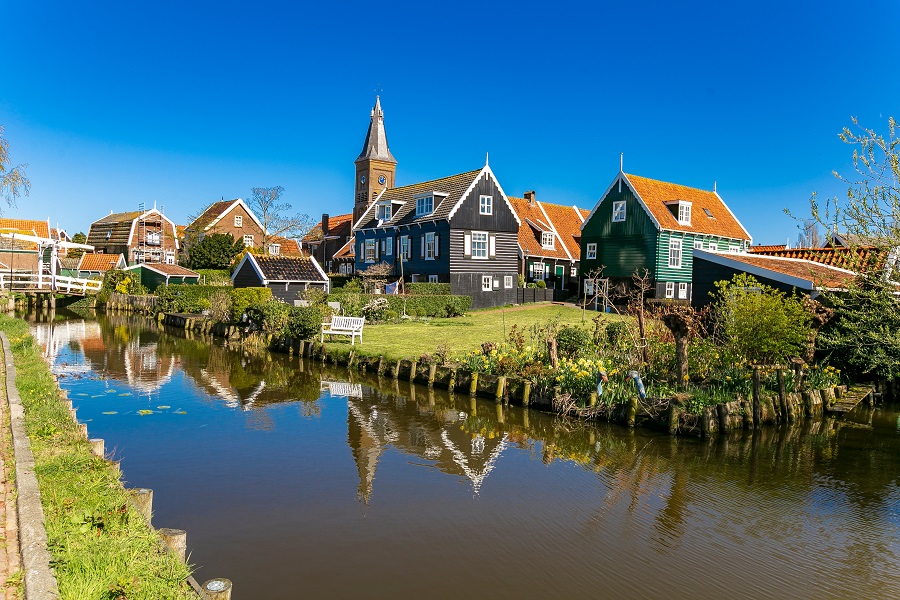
[87,208,179,265]
[183,199,266,252]
[302,213,354,273]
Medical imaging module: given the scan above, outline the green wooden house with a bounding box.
[580,171,752,301]
[123,263,201,291]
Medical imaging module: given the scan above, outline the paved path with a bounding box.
[0,353,20,599]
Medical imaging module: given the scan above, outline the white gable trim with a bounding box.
[536,200,572,261]
[125,208,181,250]
[573,205,586,224]
[446,165,521,226]
[713,189,753,244]
[352,188,387,231]
[231,252,268,286]
[309,255,330,292]
[581,172,661,232]
[204,198,266,234]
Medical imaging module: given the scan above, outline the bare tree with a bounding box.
[627,268,653,366]
[796,219,823,248]
[359,261,393,294]
[248,186,314,246]
[0,125,30,209]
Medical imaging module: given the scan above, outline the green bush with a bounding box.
[606,321,629,346]
[556,325,593,358]
[327,293,470,318]
[246,299,292,336]
[97,269,148,304]
[535,280,547,289]
[230,287,272,321]
[194,269,232,286]
[155,285,224,314]
[284,305,321,340]
[405,282,451,295]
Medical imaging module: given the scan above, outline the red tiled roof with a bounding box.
[267,236,304,256]
[707,251,859,290]
[624,174,751,240]
[0,218,50,239]
[77,253,123,272]
[751,244,787,252]
[509,196,570,260]
[333,236,355,259]
[303,213,354,243]
[749,246,888,273]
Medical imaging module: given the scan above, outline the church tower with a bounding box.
[354,96,397,224]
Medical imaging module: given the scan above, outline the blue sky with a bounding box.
[2,0,898,244]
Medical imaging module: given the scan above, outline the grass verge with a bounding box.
[0,314,195,600]
[323,303,622,362]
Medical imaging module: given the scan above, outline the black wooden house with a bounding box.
[232,253,330,303]
[352,164,520,309]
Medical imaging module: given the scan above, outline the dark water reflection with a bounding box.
[29,312,900,599]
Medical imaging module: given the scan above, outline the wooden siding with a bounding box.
[269,281,326,304]
[233,261,263,288]
[448,230,518,274]
[581,184,657,278]
[692,256,806,309]
[448,174,518,232]
[450,273,517,309]
[355,222,452,279]
[655,230,747,284]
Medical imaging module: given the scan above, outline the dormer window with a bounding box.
[376,202,392,221]
[677,201,692,225]
[541,232,555,249]
[234,215,243,227]
[268,244,280,255]
[416,195,433,216]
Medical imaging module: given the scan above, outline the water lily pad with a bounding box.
[118,392,132,396]
[137,409,153,416]
[105,390,117,394]
[76,393,89,397]
[102,411,118,415]
[157,405,170,409]
[174,410,187,415]
[90,395,104,398]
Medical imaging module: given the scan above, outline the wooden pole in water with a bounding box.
[495,376,505,403]
[751,367,761,429]
[776,369,787,422]
[469,372,479,396]
[130,488,153,524]
[158,528,187,561]
[202,579,233,600]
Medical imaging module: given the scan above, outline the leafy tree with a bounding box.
[711,274,812,365]
[0,125,30,208]
[187,233,244,269]
[818,274,900,380]
[68,232,87,259]
[248,186,314,247]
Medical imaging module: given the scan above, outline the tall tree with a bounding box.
[68,232,88,260]
[187,233,245,269]
[248,186,314,247]
[0,125,30,209]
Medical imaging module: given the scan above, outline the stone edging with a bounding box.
[1,332,60,598]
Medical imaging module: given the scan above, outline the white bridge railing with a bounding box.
[0,272,102,296]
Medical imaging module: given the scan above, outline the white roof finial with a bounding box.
[485,151,489,166]
[713,180,717,192]
[619,152,623,172]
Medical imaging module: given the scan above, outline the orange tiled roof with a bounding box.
[751,244,787,252]
[333,236,355,259]
[0,218,50,238]
[709,251,859,290]
[78,253,123,272]
[540,201,589,261]
[267,236,304,256]
[303,213,354,242]
[749,246,888,273]
[509,196,571,260]
[624,174,751,240]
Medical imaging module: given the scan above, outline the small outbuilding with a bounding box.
[124,263,202,290]
[231,253,329,302]
[77,253,126,278]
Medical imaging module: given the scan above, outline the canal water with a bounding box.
[29,312,900,599]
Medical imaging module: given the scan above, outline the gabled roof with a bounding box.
[77,253,125,272]
[303,213,354,243]
[356,96,396,164]
[334,236,355,260]
[751,244,787,252]
[87,208,178,249]
[749,245,889,273]
[354,166,520,231]
[233,253,328,284]
[185,199,264,234]
[509,196,572,261]
[125,263,200,278]
[696,249,858,290]
[0,218,50,238]
[586,172,751,241]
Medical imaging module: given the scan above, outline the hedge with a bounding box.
[230,287,272,321]
[328,293,471,318]
[155,285,227,314]
[404,282,451,295]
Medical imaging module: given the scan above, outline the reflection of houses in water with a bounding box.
[32,319,100,374]
[322,381,363,398]
[346,392,509,502]
[197,368,266,410]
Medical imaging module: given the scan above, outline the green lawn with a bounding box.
[324,303,623,361]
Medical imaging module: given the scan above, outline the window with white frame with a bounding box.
[612,201,626,222]
[482,275,492,291]
[234,215,243,227]
[268,244,280,255]
[677,201,692,225]
[504,275,513,288]
[665,282,675,298]
[669,239,682,268]
[400,236,410,260]
[364,239,376,263]
[243,234,254,247]
[146,231,161,245]
[678,282,688,299]
[425,232,436,260]
[694,240,703,250]
[471,231,488,259]
[729,245,740,253]
[428,275,438,283]
[541,232,554,249]
[570,266,577,277]
[376,202,391,221]
[480,195,492,215]
[586,243,597,259]
[532,262,545,280]
[416,195,433,216]
[383,236,392,256]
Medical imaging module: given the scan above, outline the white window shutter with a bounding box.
[464,234,471,256]
[489,235,496,257]
[434,234,440,258]
[420,236,425,258]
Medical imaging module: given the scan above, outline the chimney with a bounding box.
[320,214,329,267]
[321,214,329,238]
[524,191,536,203]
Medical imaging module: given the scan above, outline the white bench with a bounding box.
[321,316,365,345]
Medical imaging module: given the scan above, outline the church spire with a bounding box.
[356,95,397,164]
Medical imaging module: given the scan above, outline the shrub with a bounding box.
[362,297,389,321]
[155,285,224,314]
[230,287,272,321]
[246,299,292,336]
[517,274,525,287]
[98,270,147,304]
[283,305,321,340]
[535,280,547,289]
[606,321,629,347]
[194,269,232,286]
[556,325,593,359]
[327,293,471,318]
[208,290,232,322]
[405,282,451,295]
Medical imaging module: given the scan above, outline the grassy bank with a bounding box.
[323,303,621,361]
[0,315,194,599]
